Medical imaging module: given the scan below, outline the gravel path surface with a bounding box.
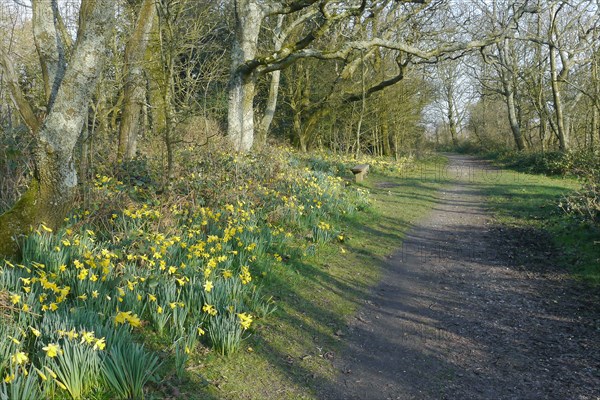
[321,154,600,400]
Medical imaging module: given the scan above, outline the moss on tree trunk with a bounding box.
[0,177,72,258]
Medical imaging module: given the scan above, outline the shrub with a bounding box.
[561,151,600,224]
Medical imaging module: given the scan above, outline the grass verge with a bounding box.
[473,166,600,283]
[183,156,450,399]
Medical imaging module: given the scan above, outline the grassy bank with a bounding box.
[187,156,450,399]
[473,167,600,283]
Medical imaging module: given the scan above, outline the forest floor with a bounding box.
[317,154,600,400]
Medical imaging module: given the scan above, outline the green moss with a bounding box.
[0,177,72,259]
[0,179,40,258]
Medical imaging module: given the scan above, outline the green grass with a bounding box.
[179,156,450,399]
[473,167,600,283]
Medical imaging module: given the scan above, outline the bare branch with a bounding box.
[342,55,410,103]
[0,48,41,132]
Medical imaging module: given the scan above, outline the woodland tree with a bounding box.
[0,0,114,256]
[117,0,156,162]
[227,0,511,152]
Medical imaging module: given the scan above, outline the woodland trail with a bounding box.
[320,154,600,400]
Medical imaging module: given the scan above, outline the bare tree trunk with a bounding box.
[549,44,568,151]
[256,70,280,147]
[447,90,459,147]
[505,86,525,151]
[301,107,330,153]
[164,113,175,187]
[355,105,364,158]
[0,0,114,257]
[394,130,400,161]
[32,0,63,107]
[381,113,391,156]
[373,125,379,156]
[592,106,598,150]
[592,57,599,149]
[298,133,308,153]
[290,85,303,150]
[355,51,366,159]
[227,0,263,152]
[256,15,284,147]
[498,41,525,151]
[79,109,90,196]
[117,0,156,162]
[163,66,176,187]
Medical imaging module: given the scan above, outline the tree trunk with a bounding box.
[117,0,156,162]
[163,80,176,188]
[227,0,263,152]
[592,57,599,150]
[298,133,308,153]
[497,41,525,151]
[447,93,459,147]
[355,51,366,159]
[381,113,391,156]
[549,45,568,151]
[32,0,63,107]
[592,105,598,150]
[300,106,330,153]
[256,15,284,147]
[355,106,364,158]
[505,87,525,151]
[256,69,280,147]
[228,70,257,152]
[0,0,114,257]
[394,130,400,161]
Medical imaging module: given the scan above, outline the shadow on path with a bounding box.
[316,154,600,400]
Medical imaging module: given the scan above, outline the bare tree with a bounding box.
[117,0,156,162]
[227,0,513,152]
[475,0,529,151]
[542,0,596,151]
[433,59,475,147]
[474,0,599,152]
[0,0,115,256]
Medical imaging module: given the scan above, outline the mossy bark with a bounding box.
[0,181,39,258]
[0,176,71,258]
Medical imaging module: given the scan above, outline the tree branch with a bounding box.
[32,0,63,107]
[342,55,410,103]
[0,48,41,133]
[261,34,504,73]
[263,0,321,16]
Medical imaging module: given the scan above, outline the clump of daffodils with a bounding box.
[0,145,378,395]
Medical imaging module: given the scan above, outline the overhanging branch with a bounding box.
[343,55,410,103]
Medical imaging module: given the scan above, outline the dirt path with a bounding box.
[321,155,600,400]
